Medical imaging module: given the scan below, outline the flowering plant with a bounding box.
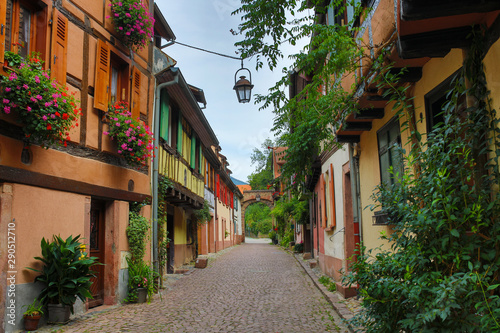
[0,52,80,146]
[137,277,148,288]
[109,0,155,50]
[104,101,154,167]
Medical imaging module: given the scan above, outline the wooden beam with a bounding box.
[343,122,372,132]
[401,0,500,21]
[354,108,385,120]
[388,67,422,83]
[0,165,150,202]
[336,135,360,143]
[397,26,473,59]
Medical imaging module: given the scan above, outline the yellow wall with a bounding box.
[173,206,187,245]
[359,48,465,253]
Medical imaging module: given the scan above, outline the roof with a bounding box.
[154,4,176,41]
[156,67,219,148]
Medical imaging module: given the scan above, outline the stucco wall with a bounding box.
[359,48,465,253]
[321,146,350,260]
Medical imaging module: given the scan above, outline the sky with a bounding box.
[155,1,307,183]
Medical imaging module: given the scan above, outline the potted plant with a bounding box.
[28,235,99,323]
[124,257,158,304]
[104,101,154,167]
[0,51,80,147]
[22,299,44,331]
[108,0,155,50]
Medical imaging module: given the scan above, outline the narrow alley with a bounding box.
[33,242,350,333]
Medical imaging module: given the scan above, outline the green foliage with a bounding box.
[124,257,158,303]
[22,299,44,317]
[293,241,304,252]
[280,229,295,247]
[193,200,212,227]
[343,29,500,332]
[233,1,364,184]
[29,235,99,313]
[0,52,80,147]
[247,138,275,190]
[245,202,273,236]
[268,229,277,241]
[126,211,150,263]
[318,275,337,292]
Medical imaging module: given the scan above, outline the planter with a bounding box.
[272,239,278,245]
[24,314,41,331]
[48,304,71,324]
[137,288,147,303]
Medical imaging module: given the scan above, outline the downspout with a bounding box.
[349,144,363,248]
[152,73,179,273]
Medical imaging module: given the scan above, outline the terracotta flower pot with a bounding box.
[24,314,41,331]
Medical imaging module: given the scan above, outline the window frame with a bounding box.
[1,0,49,66]
[377,117,403,186]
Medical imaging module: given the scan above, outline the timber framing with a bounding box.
[0,165,150,202]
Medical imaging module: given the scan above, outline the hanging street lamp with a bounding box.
[233,62,254,103]
[161,40,254,104]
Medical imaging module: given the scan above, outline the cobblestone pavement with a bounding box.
[34,243,350,333]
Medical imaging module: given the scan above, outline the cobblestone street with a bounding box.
[35,242,350,333]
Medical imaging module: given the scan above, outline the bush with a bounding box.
[29,235,99,313]
[0,52,80,146]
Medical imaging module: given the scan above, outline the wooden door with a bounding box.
[88,200,105,308]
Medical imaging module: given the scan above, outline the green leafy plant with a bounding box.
[126,211,150,263]
[22,299,44,317]
[343,29,500,332]
[193,200,212,227]
[104,101,154,167]
[109,0,154,50]
[0,52,80,146]
[124,257,158,303]
[293,241,304,253]
[319,275,337,292]
[28,235,99,313]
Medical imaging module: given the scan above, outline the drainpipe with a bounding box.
[152,71,179,273]
[349,144,363,248]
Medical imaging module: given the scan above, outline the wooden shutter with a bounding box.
[321,174,327,229]
[50,9,68,85]
[329,164,336,228]
[94,39,110,111]
[216,174,220,199]
[0,0,7,64]
[230,192,234,209]
[131,67,141,119]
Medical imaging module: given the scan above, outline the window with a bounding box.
[377,117,403,186]
[424,70,461,134]
[94,40,135,114]
[1,0,50,70]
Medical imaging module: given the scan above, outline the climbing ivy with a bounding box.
[343,28,500,332]
[126,211,150,264]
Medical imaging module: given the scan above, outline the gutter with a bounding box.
[151,70,179,273]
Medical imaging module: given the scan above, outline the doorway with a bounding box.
[88,200,105,308]
[166,214,175,274]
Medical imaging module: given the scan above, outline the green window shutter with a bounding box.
[190,135,196,169]
[159,90,169,141]
[177,116,183,153]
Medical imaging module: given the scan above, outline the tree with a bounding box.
[245,202,272,236]
[247,138,275,189]
[233,1,500,331]
[233,0,363,184]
